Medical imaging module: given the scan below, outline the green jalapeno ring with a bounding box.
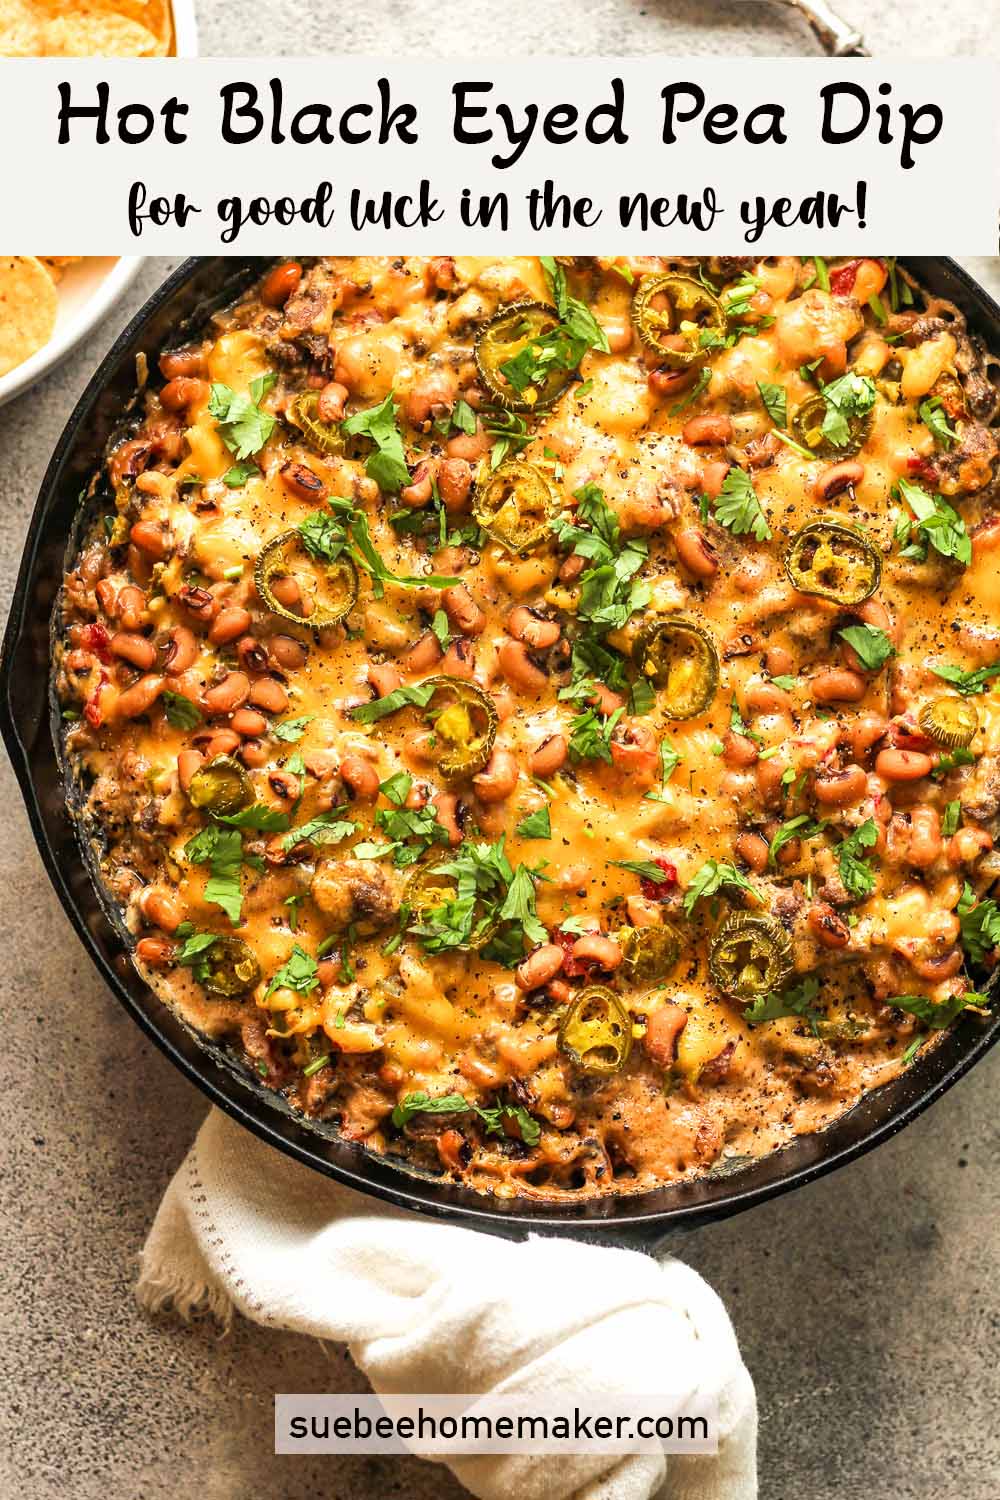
[918,696,979,749]
[616,923,682,985]
[404,863,500,952]
[558,984,633,1075]
[709,913,793,1001]
[632,615,720,721]
[199,935,262,997]
[287,391,345,457]
[790,392,873,460]
[187,755,254,817]
[631,273,725,368]
[471,459,559,555]
[784,521,882,607]
[419,675,499,783]
[474,301,569,412]
[254,529,359,630]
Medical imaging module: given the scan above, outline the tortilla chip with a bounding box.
[103,0,171,49]
[0,255,58,378]
[0,0,43,54]
[39,255,83,284]
[0,0,172,55]
[40,4,160,55]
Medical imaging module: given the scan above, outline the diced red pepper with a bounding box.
[829,260,861,296]
[907,456,935,480]
[82,622,111,663]
[640,857,678,901]
[83,669,109,728]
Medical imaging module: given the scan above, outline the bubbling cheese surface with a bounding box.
[57,255,1000,1199]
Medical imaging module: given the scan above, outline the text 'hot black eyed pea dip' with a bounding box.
[56,254,1000,1199]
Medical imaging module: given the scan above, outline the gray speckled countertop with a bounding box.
[2,5,999,1494]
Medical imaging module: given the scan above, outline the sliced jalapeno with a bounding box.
[405,862,500,951]
[287,392,344,457]
[617,923,681,985]
[472,460,559,554]
[790,391,872,459]
[632,616,720,720]
[255,529,358,630]
[187,755,253,817]
[474,301,569,411]
[709,913,793,1001]
[631,273,725,367]
[199,935,261,998]
[558,985,633,1075]
[784,522,881,607]
[419,675,498,782]
[919,696,979,749]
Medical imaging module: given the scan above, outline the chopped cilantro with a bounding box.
[710,467,771,543]
[838,624,896,672]
[837,819,878,901]
[342,393,410,493]
[683,860,757,916]
[745,977,822,1030]
[919,396,957,450]
[757,381,787,429]
[163,691,203,730]
[272,715,314,743]
[896,477,971,567]
[516,806,551,840]
[931,661,1000,697]
[208,374,277,461]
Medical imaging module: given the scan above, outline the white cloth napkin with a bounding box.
[137,1108,756,1500]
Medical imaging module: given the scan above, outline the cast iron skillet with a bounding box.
[3,256,999,1253]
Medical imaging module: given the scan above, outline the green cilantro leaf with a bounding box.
[957,882,1000,965]
[272,715,314,743]
[768,814,826,868]
[941,800,961,838]
[281,810,357,852]
[163,691,203,730]
[888,991,989,1029]
[711,467,771,543]
[837,818,878,901]
[184,825,244,924]
[919,397,957,450]
[745,977,822,1030]
[265,943,319,1000]
[222,460,260,488]
[610,858,671,883]
[931,661,1000,697]
[379,770,413,806]
[352,681,437,725]
[838,624,896,672]
[208,378,277,461]
[819,373,876,449]
[516,806,551,840]
[392,1092,473,1128]
[757,381,787,429]
[342,394,410,493]
[497,864,547,947]
[683,860,757,916]
[216,803,291,832]
[897,477,971,567]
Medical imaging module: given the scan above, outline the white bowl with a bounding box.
[171,0,198,56]
[0,256,147,410]
[0,0,198,410]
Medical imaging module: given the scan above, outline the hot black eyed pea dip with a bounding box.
[57,254,1000,1199]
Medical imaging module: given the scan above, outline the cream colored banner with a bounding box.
[0,57,996,252]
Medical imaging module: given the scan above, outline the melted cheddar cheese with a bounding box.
[57,254,1000,1199]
